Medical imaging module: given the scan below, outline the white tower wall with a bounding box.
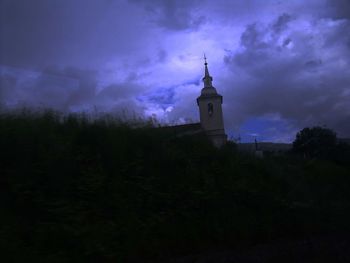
[197,58,227,147]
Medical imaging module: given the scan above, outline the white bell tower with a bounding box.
[197,56,227,147]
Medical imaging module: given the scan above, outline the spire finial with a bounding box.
[204,53,207,65]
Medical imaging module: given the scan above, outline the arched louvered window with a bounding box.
[208,103,213,116]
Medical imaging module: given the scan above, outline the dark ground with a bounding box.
[164,235,350,263]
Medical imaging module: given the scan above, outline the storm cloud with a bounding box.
[222,13,350,140]
[1,0,349,141]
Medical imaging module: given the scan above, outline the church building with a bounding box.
[197,57,227,147]
[160,57,227,147]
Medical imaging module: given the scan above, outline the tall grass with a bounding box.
[0,110,349,262]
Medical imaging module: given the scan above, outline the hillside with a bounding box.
[1,111,350,262]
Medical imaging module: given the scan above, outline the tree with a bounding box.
[292,126,337,159]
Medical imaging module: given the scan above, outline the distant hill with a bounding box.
[237,142,292,153]
[238,138,350,154]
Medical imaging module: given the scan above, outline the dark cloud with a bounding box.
[326,0,350,20]
[0,0,156,69]
[240,13,293,50]
[1,67,79,110]
[96,83,142,103]
[1,0,350,141]
[1,0,100,67]
[129,0,205,30]
[143,86,176,107]
[271,13,293,33]
[223,14,350,138]
[240,23,269,50]
[0,65,145,116]
[42,67,98,110]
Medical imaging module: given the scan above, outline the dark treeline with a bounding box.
[1,110,350,262]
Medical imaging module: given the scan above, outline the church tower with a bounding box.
[197,56,227,147]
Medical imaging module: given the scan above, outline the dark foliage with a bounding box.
[292,126,350,164]
[0,111,350,262]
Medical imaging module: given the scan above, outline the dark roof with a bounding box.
[157,123,203,137]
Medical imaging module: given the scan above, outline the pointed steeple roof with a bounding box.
[197,54,223,104]
[202,54,213,88]
[200,54,218,96]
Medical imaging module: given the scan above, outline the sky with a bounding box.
[1,0,350,142]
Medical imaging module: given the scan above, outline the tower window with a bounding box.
[208,103,213,116]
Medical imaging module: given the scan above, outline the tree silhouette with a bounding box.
[292,126,337,159]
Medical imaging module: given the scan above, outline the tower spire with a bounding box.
[197,54,227,147]
[203,53,213,88]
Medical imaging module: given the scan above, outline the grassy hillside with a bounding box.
[1,111,350,262]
